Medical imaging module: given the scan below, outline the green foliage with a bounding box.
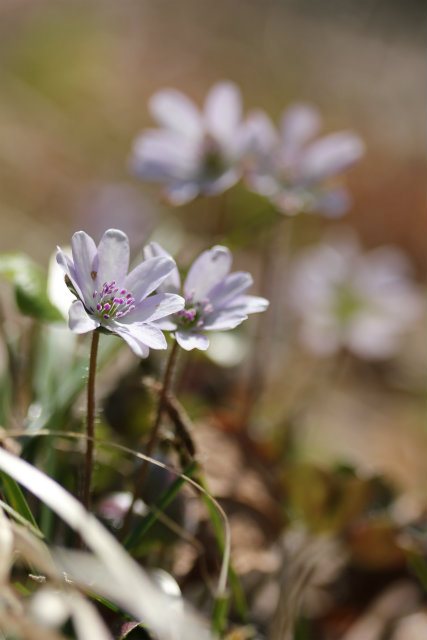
[0,471,41,535]
[0,253,63,322]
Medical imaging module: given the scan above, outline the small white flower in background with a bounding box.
[244,103,364,217]
[144,242,269,351]
[131,81,249,205]
[48,248,75,319]
[288,231,422,359]
[56,229,184,358]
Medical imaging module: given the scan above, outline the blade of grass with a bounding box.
[10,428,233,617]
[198,475,248,624]
[124,460,198,551]
[0,470,40,533]
[38,438,57,541]
[0,498,43,539]
[0,447,213,640]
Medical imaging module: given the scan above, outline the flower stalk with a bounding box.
[120,339,180,538]
[242,214,291,426]
[82,330,100,512]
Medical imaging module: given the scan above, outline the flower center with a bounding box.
[333,283,365,326]
[88,280,136,321]
[200,135,227,178]
[174,293,213,330]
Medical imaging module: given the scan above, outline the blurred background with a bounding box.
[0,0,425,268]
[0,1,425,638]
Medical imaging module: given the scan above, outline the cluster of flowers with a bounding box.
[130,81,364,216]
[55,82,421,363]
[56,229,268,357]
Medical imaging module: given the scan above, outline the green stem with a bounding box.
[82,330,99,512]
[120,339,179,538]
[242,213,293,426]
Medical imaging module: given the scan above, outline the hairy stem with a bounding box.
[82,330,100,512]
[121,339,180,537]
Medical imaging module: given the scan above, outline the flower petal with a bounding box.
[208,272,253,308]
[201,168,240,196]
[125,256,177,302]
[56,247,84,300]
[163,181,199,205]
[176,330,209,351]
[242,109,278,154]
[143,242,181,293]
[149,89,203,138]
[311,187,351,218]
[279,103,321,154]
[71,231,98,304]
[109,325,149,358]
[299,132,364,184]
[204,81,242,143]
[204,294,268,329]
[121,293,184,324]
[228,294,269,314]
[68,301,99,334]
[347,315,399,360]
[96,229,130,287]
[155,318,178,331]
[202,310,248,331]
[184,246,232,300]
[131,130,198,181]
[112,323,167,357]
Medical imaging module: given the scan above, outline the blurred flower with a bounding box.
[144,242,269,351]
[56,229,184,358]
[288,231,422,359]
[244,103,364,216]
[130,81,249,204]
[47,247,74,319]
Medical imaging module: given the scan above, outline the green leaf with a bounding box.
[0,499,43,539]
[0,253,63,322]
[0,471,41,535]
[211,594,229,637]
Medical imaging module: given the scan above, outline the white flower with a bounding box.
[244,103,364,217]
[130,81,249,205]
[144,242,269,351]
[288,231,422,359]
[56,229,184,358]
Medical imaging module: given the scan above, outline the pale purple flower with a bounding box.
[131,81,249,205]
[144,242,269,351]
[56,229,184,358]
[288,231,422,359]
[244,103,364,217]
